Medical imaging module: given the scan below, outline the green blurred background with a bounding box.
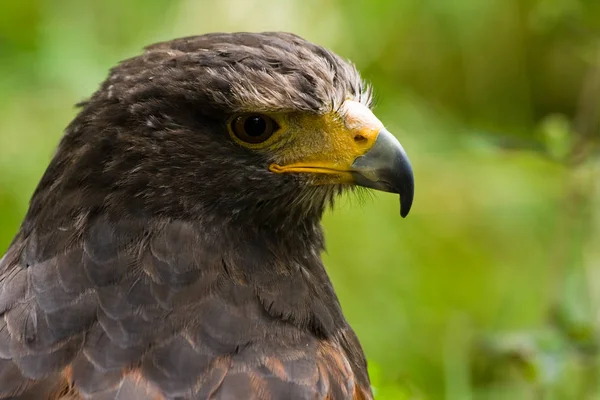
[1,0,599,398]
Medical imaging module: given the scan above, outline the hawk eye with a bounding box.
[231,114,278,144]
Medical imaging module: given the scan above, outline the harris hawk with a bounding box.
[0,32,414,399]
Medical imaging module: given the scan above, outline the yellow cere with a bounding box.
[269,101,384,184]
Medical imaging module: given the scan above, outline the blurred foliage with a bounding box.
[1,0,599,398]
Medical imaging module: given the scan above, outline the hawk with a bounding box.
[0,32,414,399]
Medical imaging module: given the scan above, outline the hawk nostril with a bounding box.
[354,134,368,144]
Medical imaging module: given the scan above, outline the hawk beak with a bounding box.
[350,128,414,217]
[269,100,414,217]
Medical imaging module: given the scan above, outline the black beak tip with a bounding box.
[396,148,414,218]
[400,189,413,218]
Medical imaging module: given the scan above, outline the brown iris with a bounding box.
[231,114,279,144]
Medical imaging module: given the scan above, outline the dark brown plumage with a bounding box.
[0,32,414,399]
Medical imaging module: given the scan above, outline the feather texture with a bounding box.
[0,217,371,399]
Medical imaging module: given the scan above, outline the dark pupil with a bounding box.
[244,116,267,137]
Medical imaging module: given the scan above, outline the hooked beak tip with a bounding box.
[350,128,415,217]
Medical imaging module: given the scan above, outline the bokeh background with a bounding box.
[1,0,599,398]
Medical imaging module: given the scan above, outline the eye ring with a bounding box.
[230,114,279,144]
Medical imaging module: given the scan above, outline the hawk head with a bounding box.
[26,32,413,236]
